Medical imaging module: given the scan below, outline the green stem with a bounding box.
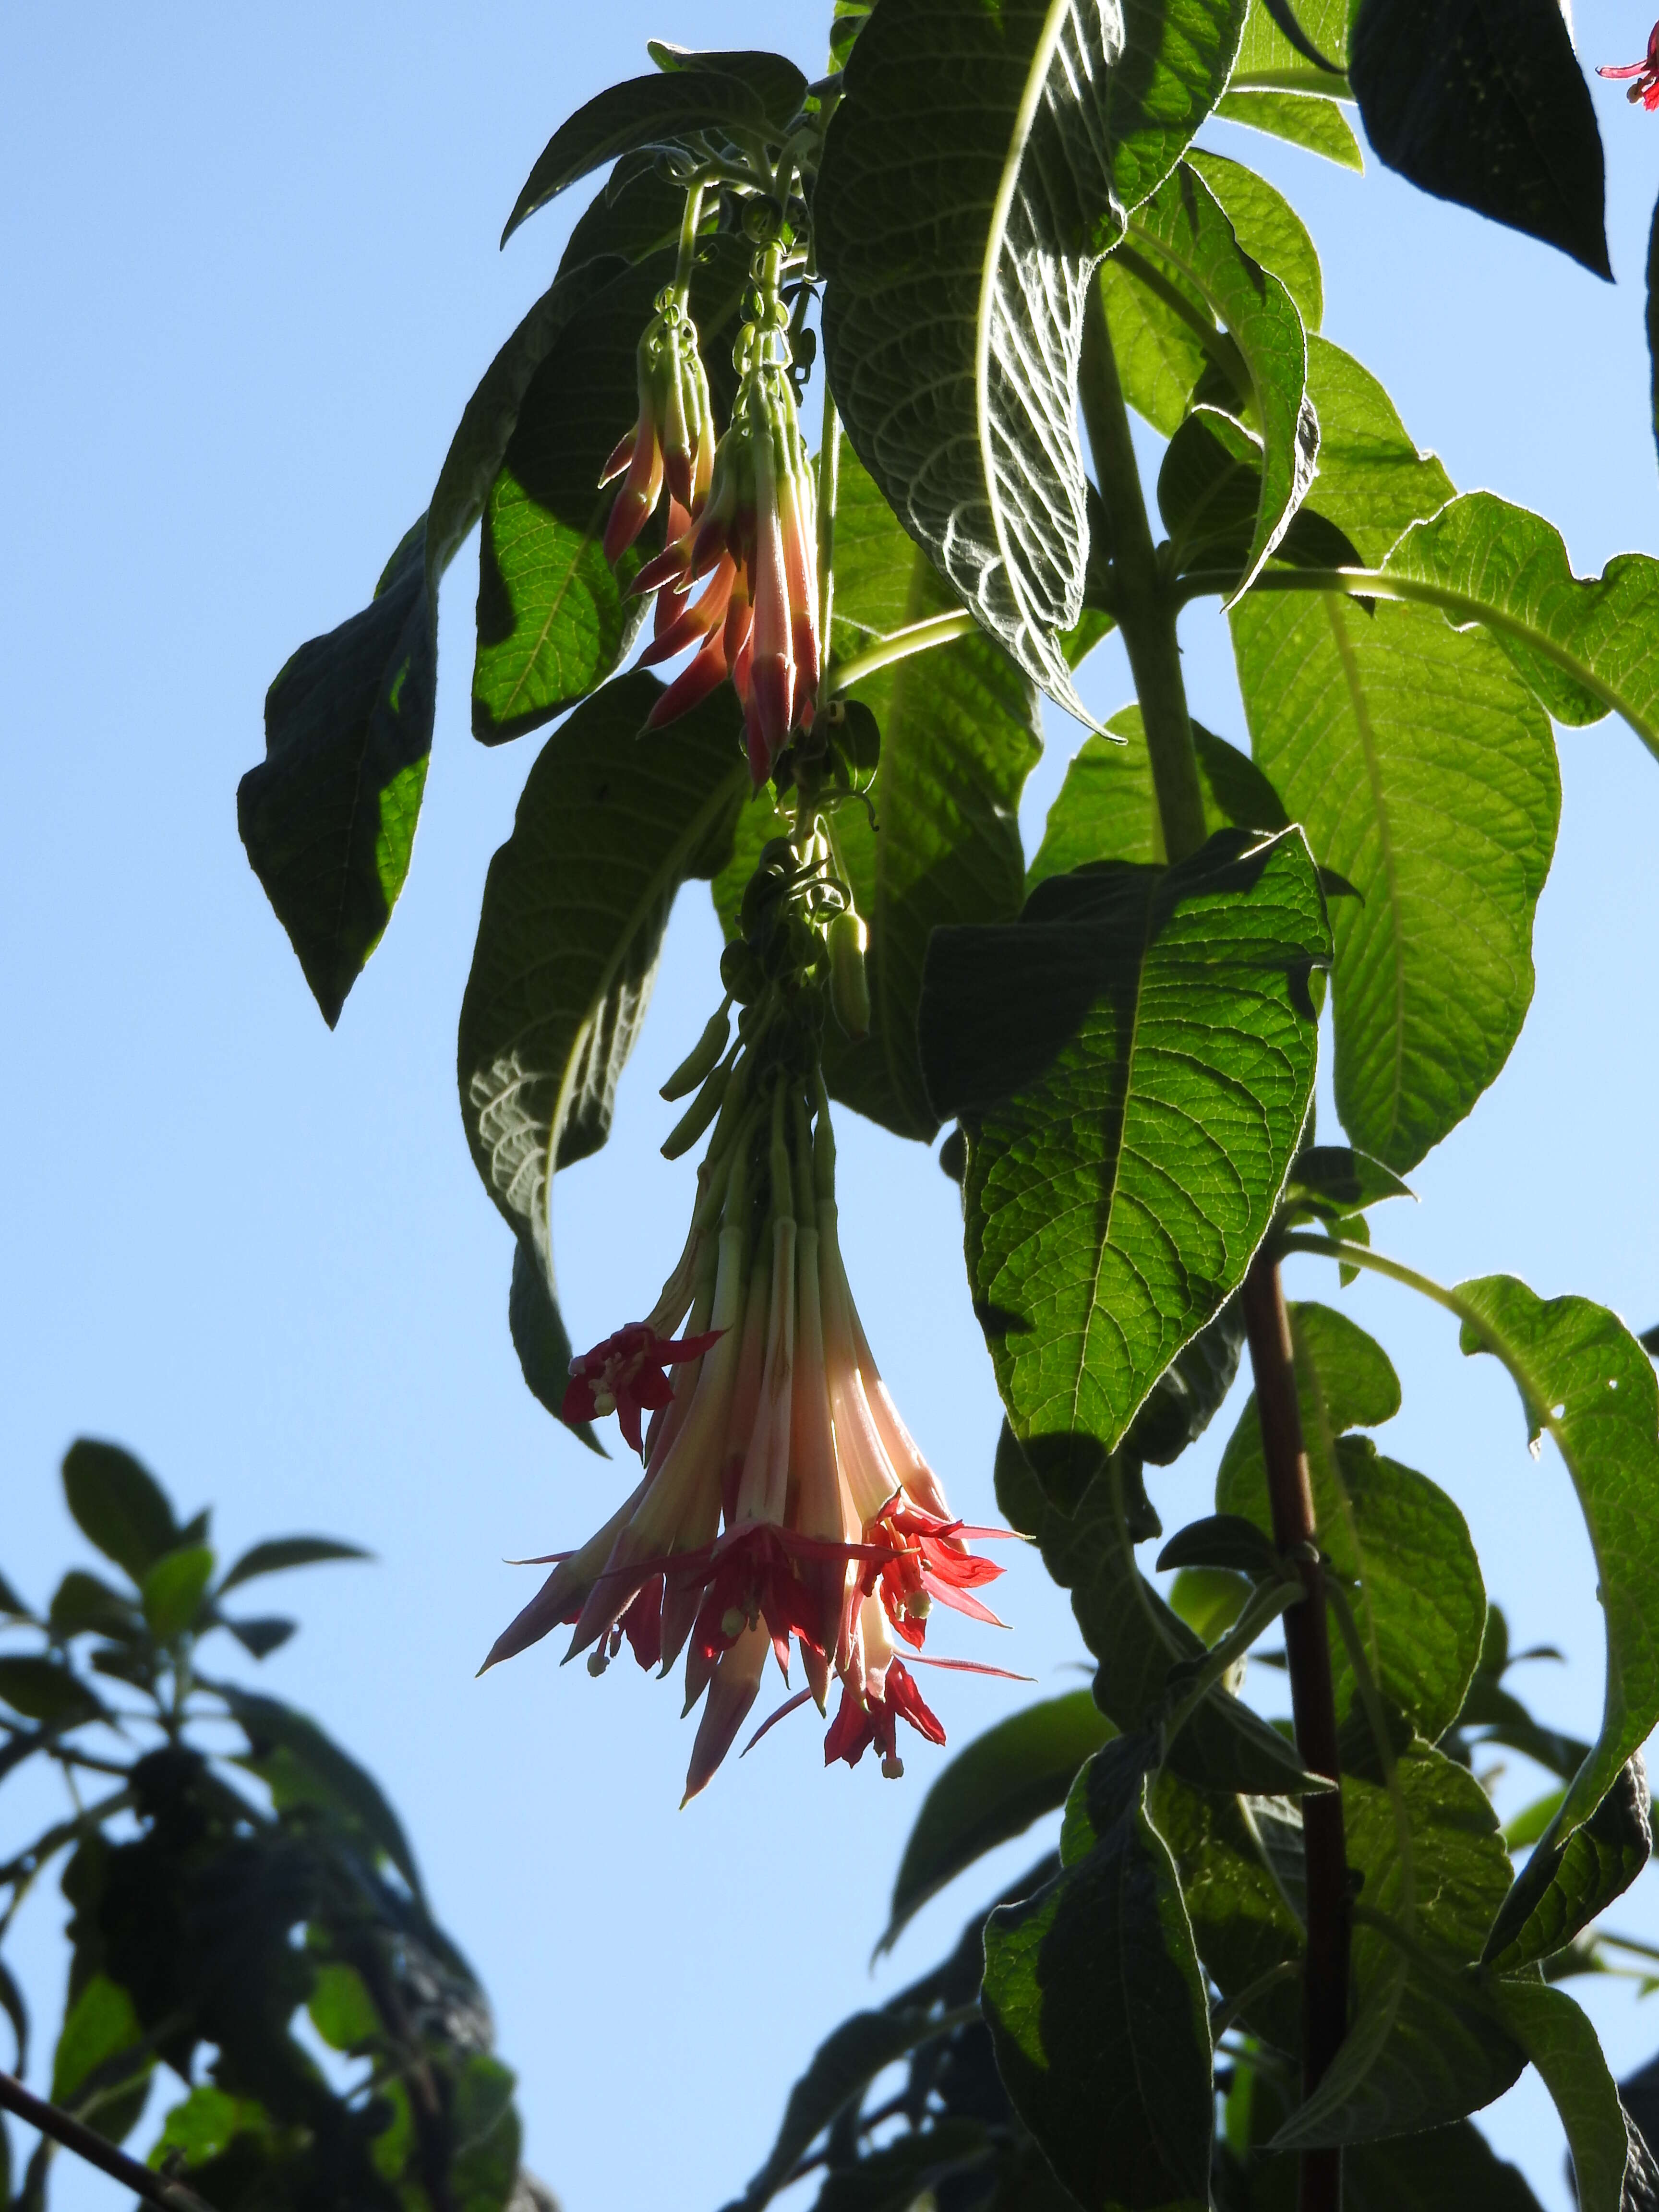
[818,385,840,678]
[1079,284,1208,863]
[1227,66,1352,96]
[673,182,705,303]
[1161,1574,1302,1749]
[826,611,975,696]
[1175,565,1659,771]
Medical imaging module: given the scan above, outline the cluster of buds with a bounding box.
[600,224,821,790]
[599,284,714,565]
[484,840,1012,1803]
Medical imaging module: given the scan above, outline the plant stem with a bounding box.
[0,2066,217,2212]
[1078,284,1207,864]
[826,610,975,696]
[1080,281,1350,2209]
[1241,1250,1348,2212]
[817,385,840,676]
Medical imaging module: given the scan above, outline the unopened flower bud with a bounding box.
[661,999,733,1101]
[661,1056,732,1160]
[829,909,871,1041]
[881,1753,905,1780]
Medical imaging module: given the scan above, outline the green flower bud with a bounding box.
[829,910,871,1041]
[661,1000,732,1102]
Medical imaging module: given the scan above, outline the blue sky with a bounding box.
[4,7,1659,2208]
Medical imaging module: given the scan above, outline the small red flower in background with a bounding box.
[824,1659,947,1780]
[1599,22,1659,107]
[562,1322,722,1456]
[859,1498,1010,1651]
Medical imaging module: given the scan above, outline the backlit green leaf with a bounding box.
[458,672,746,1420]
[1214,89,1362,170]
[1186,147,1322,328]
[923,829,1327,1463]
[51,1972,148,2122]
[1487,1756,1651,1976]
[140,1545,216,1641]
[1230,343,1559,1170]
[1451,1278,1659,1961]
[878,1692,1117,1955]
[1149,1772,1304,2050]
[1029,707,1286,881]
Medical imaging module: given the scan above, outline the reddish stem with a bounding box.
[1241,1247,1349,2212]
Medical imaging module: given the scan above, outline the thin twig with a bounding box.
[0,2065,217,2212]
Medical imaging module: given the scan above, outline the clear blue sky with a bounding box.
[4,7,1659,2208]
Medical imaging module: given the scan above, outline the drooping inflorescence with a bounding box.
[483,831,1015,1802]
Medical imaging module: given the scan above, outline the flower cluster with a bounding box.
[600,231,820,790]
[1599,21,1659,106]
[485,845,1010,1802]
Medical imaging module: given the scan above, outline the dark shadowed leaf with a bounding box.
[218,1536,369,1594]
[923,829,1327,1461]
[1274,1744,1523,2146]
[1149,1772,1304,2050]
[1349,0,1608,277]
[0,1657,107,1729]
[878,1693,1117,1955]
[239,518,434,1027]
[1487,1756,1651,1976]
[61,1438,178,1583]
[501,63,805,244]
[1452,1279,1659,1961]
[48,1570,138,1641]
[817,0,1245,719]
[458,672,746,1421]
[1341,2119,1546,2209]
[983,1771,1213,2210]
[224,1617,298,1661]
[226,1688,425,1904]
[1156,409,1358,593]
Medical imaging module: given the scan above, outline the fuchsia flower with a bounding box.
[1599,22,1659,106]
[562,1320,723,1455]
[630,319,820,787]
[482,1082,1015,1803]
[599,292,714,566]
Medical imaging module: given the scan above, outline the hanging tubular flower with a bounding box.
[1599,22,1659,106]
[481,837,1016,1802]
[637,240,820,787]
[599,284,715,565]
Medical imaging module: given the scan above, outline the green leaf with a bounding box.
[810,2124,995,2212]
[817,0,1244,719]
[457,671,746,1418]
[450,2052,522,2212]
[1230,346,1559,1171]
[140,1544,216,1641]
[507,1236,599,1449]
[1382,491,1659,768]
[1228,0,1349,82]
[0,1656,107,1728]
[224,1616,297,1659]
[1491,1982,1635,2212]
[1119,162,1315,593]
[1029,706,1286,881]
[983,1774,1213,2211]
[1157,409,1359,591]
[1216,1301,1485,1743]
[1168,1564,1251,1640]
[226,1688,426,1903]
[1340,2120,1547,2210]
[51,1972,149,2125]
[1451,1278,1659,1960]
[1349,0,1608,278]
[1148,1771,1304,2050]
[151,2085,268,2170]
[1487,1756,1651,1976]
[994,1430,1331,1796]
[1282,1143,1413,1217]
[48,1570,138,1641]
[878,1692,1117,1955]
[1273,1743,1524,2147]
[923,828,1328,1463]
[1096,249,1214,437]
[217,1536,370,1595]
[712,441,1043,1142]
[0,1570,32,1620]
[239,517,434,1027]
[472,235,748,744]
[1186,148,1322,329]
[1214,89,1363,170]
[727,2001,974,2212]
[500,64,804,243]
[1124,1295,1248,1464]
[308,1960,380,2052]
[61,1437,177,1582]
